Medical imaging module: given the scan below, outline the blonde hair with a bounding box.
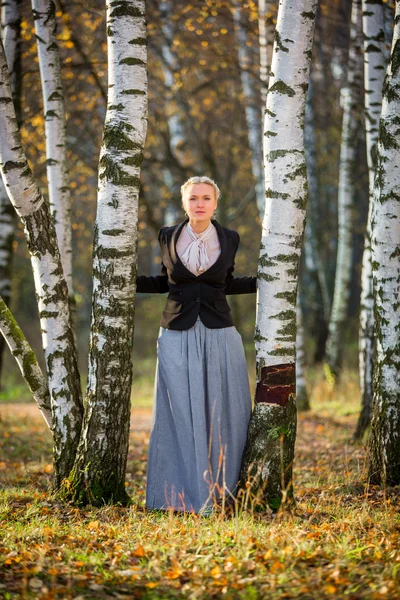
[180,176,221,210]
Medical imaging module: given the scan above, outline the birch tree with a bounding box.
[355,0,386,441]
[368,0,400,486]
[0,0,148,505]
[62,0,148,505]
[0,0,20,388]
[326,0,363,377]
[233,1,265,216]
[0,40,83,486]
[31,0,75,310]
[258,0,276,105]
[158,0,191,225]
[239,0,318,512]
[0,296,52,428]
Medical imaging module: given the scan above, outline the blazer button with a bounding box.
[195,297,200,302]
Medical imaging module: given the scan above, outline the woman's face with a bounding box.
[183,183,217,223]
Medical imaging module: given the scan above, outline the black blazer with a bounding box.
[136,217,257,330]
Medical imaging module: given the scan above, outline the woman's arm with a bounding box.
[135,228,169,294]
[136,264,169,294]
[225,268,257,294]
[225,232,257,295]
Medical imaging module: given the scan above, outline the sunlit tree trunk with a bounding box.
[0,0,21,389]
[368,1,400,486]
[239,0,318,512]
[63,0,148,506]
[0,40,83,486]
[233,1,265,216]
[326,0,363,377]
[31,0,75,315]
[355,0,386,441]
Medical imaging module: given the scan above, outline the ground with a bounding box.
[0,369,399,599]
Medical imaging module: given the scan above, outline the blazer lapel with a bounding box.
[169,217,227,279]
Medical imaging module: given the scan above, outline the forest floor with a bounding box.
[0,369,399,599]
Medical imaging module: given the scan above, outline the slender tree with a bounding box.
[355,0,386,441]
[0,40,83,486]
[0,0,21,389]
[326,0,363,377]
[239,0,318,512]
[31,0,75,311]
[0,296,52,428]
[62,0,148,505]
[233,1,265,216]
[258,0,276,105]
[368,0,400,486]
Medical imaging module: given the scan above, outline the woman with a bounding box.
[136,176,257,515]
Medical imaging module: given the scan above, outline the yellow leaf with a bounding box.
[263,549,273,560]
[324,585,337,594]
[210,565,221,579]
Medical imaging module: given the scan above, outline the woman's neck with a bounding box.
[188,218,212,234]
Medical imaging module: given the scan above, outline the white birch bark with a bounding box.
[233,1,265,217]
[159,0,188,225]
[156,1,203,176]
[64,0,148,506]
[0,39,83,485]
[355,0,386,441]
[258,0,276,105]
[0,296,52,428]
[326,0,363,377]
[0,0,20,388]
[239,0,318,512]
[31,0,74,301]
[368,0,400,486]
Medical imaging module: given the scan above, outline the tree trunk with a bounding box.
[31,0,75,323]
[304,76,331,325]
[158,0,192,224]
[368,1,400,486]
[63,0,148,506]
[0,39,83,487]
[238,0,318,513]
[233,1,265,216]
[0,296,52,428]
[325,0,363,378]
[258,0,276,105]
[355,0,386,442]
[0,0,21,390]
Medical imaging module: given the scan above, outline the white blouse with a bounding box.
[176,222,221,276]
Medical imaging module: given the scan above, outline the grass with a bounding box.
[0,367,399,599]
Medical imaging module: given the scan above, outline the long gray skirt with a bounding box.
[145,315,252,514]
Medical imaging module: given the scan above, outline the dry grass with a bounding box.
[0,368,399,599]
